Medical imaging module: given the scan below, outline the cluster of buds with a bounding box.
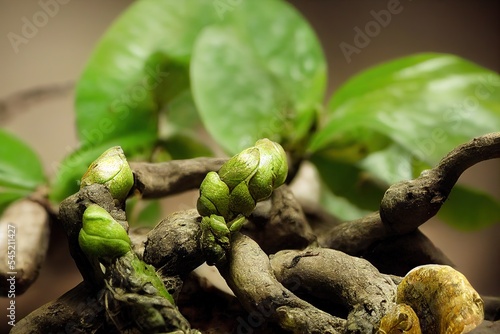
[196,138,288,264]
[197,138,288,221]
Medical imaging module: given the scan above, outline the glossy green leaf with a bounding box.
[438,185,500,230]
[61,0,224,202]
[126,197,163,227]
[310,53,500,168]
[161,133,213,160]
[319,184,371,221]
[0,130,45,215]
[0,129,46,214]
[164,90,202,130]
[310,153,386,212]
[0,130,45,192]
[358,143,414,186]
[191,0,326,154]
[75,0,219,148]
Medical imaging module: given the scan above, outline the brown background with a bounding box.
[1,0,499,331]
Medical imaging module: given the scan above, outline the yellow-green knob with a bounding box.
[80,146,134,201]
[78,204,132,260]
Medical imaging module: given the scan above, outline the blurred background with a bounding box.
[1,0,499,330]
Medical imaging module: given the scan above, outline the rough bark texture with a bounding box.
[244,185,316,254]
[11,133,500,333]
[131,158,227,199]
[380,132,500,234]
[270,248,397,333]
[144,209,205,276]
[58,183,128,287]
[320,211,386,254]
[362,229,454,276]
[219,233,346,334]
[11,282,108,334]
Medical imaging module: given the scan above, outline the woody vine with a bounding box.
[6,133,499,333]
[1,1,500,333]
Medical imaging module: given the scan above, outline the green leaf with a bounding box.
[75,0,219,149]
[191,0,326,154]
[61,0,223,203]
[438,185,500,230]
[126,196,163,227]
[50,134,155,202]
[160,133,213,160]
[319,184,371,221]
[310,53,500,168]
[358,143,414,186]
[0,130,46,191]
[164,90,202,130]
[126,197,162,227]
[0,130,46,213]
[310,153,386,213]
[136,200,162,227]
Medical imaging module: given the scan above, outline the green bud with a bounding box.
[219,148,260,190]
[228,215,246,233]
[200,216,229,265]
[79,204,132,260]
[197,172,230,218]
[248,139,288,201]
[197,139,288,221]
[204,215,230,244]
[228,181,256,216]
[81,146,134,201]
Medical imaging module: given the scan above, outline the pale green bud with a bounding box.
[197,172,230,218]
[248,139,288,201]
[218,148,260,190]
[228,181,256,216]
[197,139,288,220]
[79,204,132,260]
[80,146,134,201]
[200,216,230,265]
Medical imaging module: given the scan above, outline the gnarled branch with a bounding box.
[130,158,227,198]
[270,247,397,333]
[320,133,500,265]
[218,233,346,333]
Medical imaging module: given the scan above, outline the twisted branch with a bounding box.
[270,247,397,333]
[13,133,500,332]
[321,133,500,262]
[219,233,346,333]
